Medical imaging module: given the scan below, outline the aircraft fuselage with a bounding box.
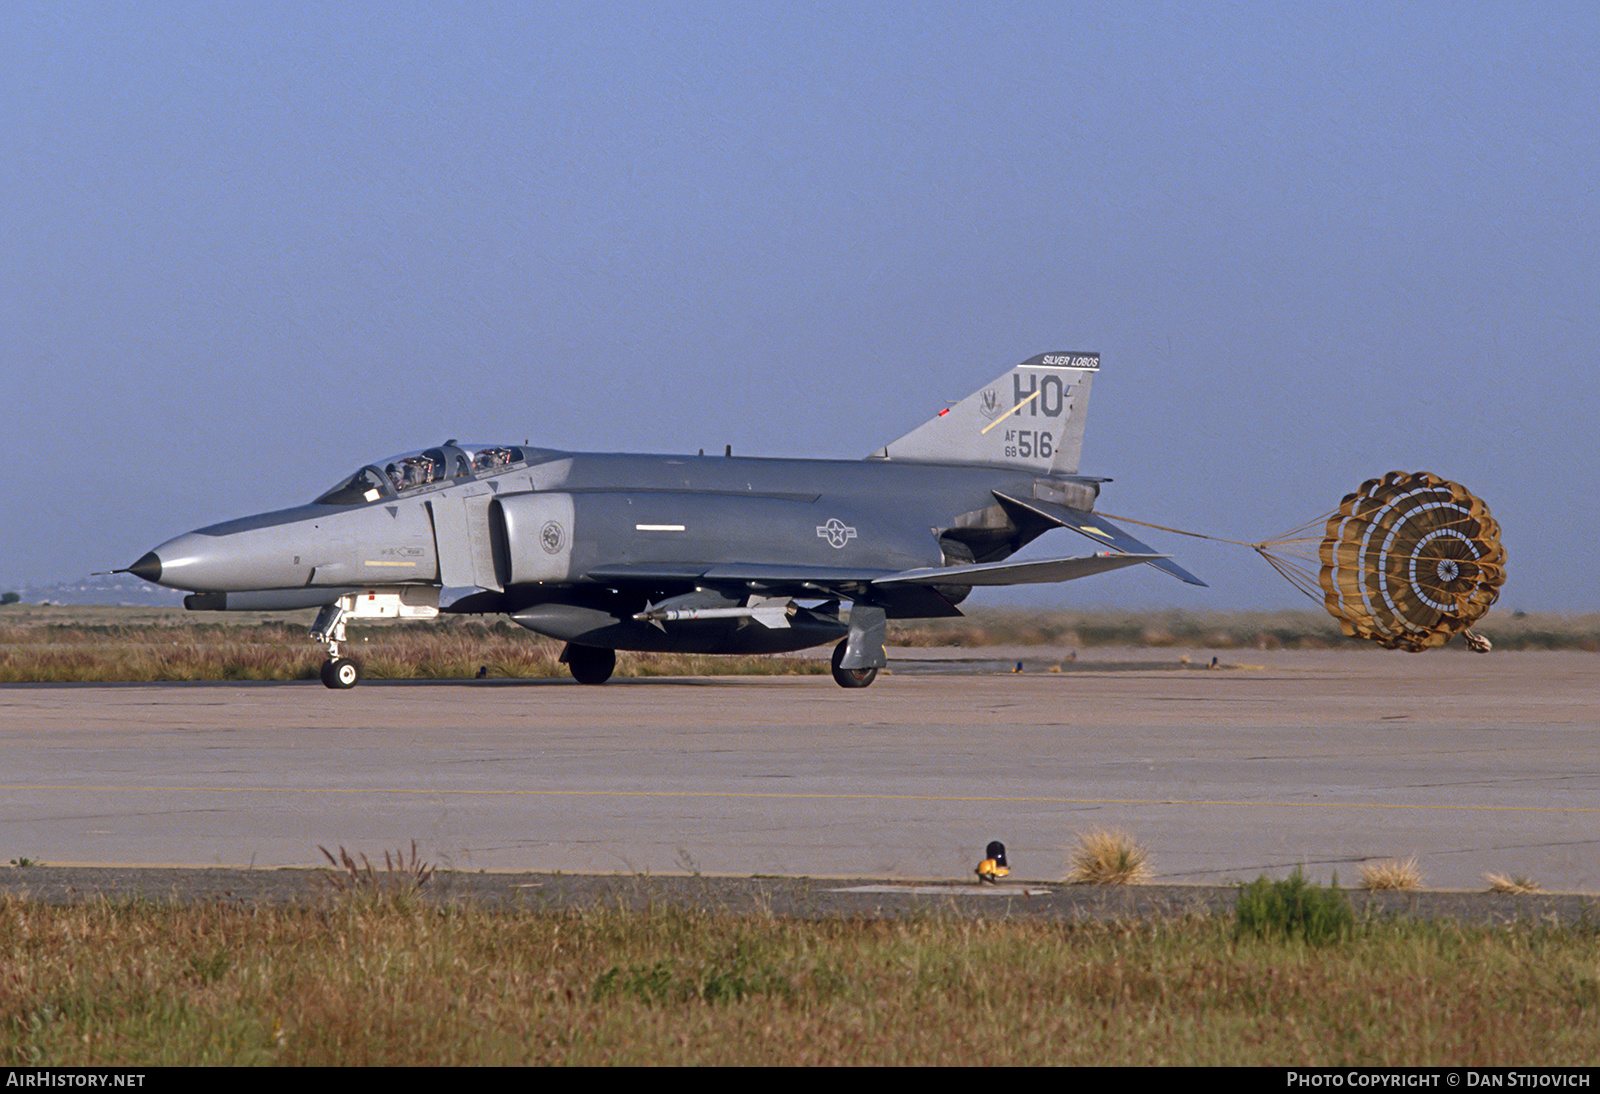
[132,448,1094,620]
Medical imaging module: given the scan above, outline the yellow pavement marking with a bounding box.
[3,785,1596,815]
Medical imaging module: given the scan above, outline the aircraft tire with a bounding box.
[566,645,616,686]
[830,640,878,689]
[321,658,360,690]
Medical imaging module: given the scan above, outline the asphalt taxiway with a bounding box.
[1,647,1595,894]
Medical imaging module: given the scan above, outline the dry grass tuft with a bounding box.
[319,841,436,895]
[1068,828,1152,885]
[1484,872,1542,894]
[1358,857,1423,891]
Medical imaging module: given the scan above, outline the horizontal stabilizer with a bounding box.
[993,492,1208,587]
[875,552,1162,588]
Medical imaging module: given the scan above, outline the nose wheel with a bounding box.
[312,600,361,689]
[320,657,361,689]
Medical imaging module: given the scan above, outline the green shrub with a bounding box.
[1235,867,1354,945]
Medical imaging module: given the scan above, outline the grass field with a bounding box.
[5,890,1598,1066]
[0,611,824,683]
[1,605,1593,683]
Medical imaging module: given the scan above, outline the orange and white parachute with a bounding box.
[1252,472,1507,651]
[1317,472,1506,650]
[1104,472,1507,650]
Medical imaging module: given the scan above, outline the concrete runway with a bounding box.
[1,647,1595,892]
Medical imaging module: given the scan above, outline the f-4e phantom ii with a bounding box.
[123,351,1204,689]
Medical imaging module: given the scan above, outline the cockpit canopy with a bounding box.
[315,443,529,505]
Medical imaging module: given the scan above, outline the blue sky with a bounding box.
[4,2,1594,612]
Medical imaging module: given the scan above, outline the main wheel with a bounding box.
[830,640,878,689]
[321,657,360,690]
[565,645,616,686]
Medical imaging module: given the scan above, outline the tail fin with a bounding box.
[868,351,1099,474]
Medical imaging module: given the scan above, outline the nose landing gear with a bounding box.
[311,599,359,690]
[309,588,442,689]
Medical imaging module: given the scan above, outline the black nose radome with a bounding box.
[125,552,163,583]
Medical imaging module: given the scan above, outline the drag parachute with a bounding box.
[1106,471,1507,652]
[1247,472,1506,650]
[1313,472,1506,650]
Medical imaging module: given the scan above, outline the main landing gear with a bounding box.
[831,639,879,689]
[562,643,616,685]
[830,604,886,688]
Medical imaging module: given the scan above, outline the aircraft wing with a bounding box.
[873,552,1163,587]
[582,552,1156,615]
[580,560,926,610]
[584,562,898,585]
[993,491,1208,587]
[584,554,1159,591]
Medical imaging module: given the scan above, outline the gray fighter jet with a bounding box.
[124,351,1203,689]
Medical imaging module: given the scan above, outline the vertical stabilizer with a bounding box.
[869,351,1099,473]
